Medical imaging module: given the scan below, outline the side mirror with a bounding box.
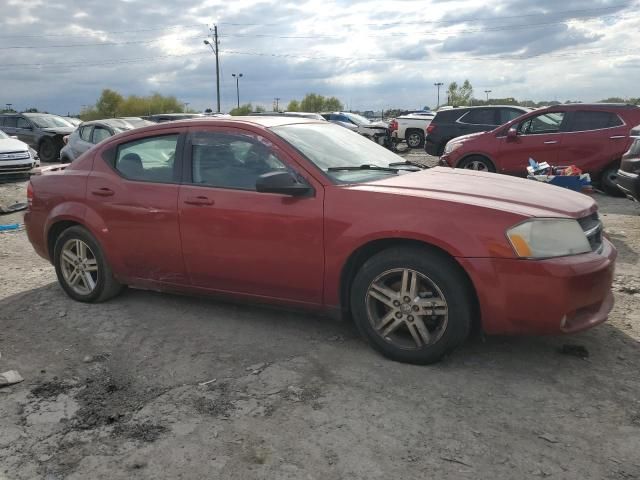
[507,127,518,139]
[256,171,311,196]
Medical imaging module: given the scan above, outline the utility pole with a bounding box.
[232,73,243,109]
[434,83,443,108]
[204,25,221,113]
[183,102,190,112]
[484,90,492,102]
[274,97,280,112]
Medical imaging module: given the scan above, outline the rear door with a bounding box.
[15,117,35,145]
[178,126,325,305]
[2,116,18,138]
[561,110,627,173]
[73,125,94,157]
[495,110,568,174]
[86,128,187,284]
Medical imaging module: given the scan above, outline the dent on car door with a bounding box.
[85,129,188,284]
[178,127,325,305]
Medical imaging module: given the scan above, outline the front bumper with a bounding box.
[439,154,452,167]
[614,170,640,201]
[457,238,617,335]
[0,159,38,175]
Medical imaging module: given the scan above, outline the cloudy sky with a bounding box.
[1,0,638,114]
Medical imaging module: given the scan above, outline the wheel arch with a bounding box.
[338,237,481,331]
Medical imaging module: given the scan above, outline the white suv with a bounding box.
[0,129,39,176]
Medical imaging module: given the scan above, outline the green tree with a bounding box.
[95,88,124,117]
[229,103,253,116]
[287,100,300,112]
[254,105,266,113]
[300,93,326,112]
[447,80,473,106]
[24,107,39,113]
[323,96,343,111]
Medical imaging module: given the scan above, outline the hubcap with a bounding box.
[408,134,420,147]
[465,160,488,171]
[365,268,448,350]
[60,239,98,295]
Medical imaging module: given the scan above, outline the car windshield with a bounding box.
[0,130,8,139]
[272,123,408,183]
[29,115,73,128]
[343,112,371,125]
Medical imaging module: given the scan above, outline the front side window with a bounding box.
[92,126,111,144]
[115,134,178,182]
[459,109,496,125]
[79,126,92,142]
[567,111,623,132]
[190,132,287,190]
[17,118,31,129]
[519,112,565,135]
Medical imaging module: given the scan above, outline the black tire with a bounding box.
[406,129,424,149]
[458,155,496,172]
[53,226,123,303]
[59,154,72,164]
[38,137,57,163]
[350,246,473,364]
[600,164,624,197]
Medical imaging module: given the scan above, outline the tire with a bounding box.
[38,137,57,163]
[406,129,424,149]
[350,246,473,364]
[458,155,495,172]
[600,164,624,197]
[53,226,123,303]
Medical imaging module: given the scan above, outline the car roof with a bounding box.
[165,115,321,127]
[80,118,134,128]
[547,103,640,110]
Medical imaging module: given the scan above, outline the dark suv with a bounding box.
[424,106,531,156]
[0,113,74,162]
[615,125,640,201]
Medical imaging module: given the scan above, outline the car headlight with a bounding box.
[506,219,591,259]
[444,141,463,155]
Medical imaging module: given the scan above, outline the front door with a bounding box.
[178,127,325,305]
[496,111,567,175]
[85,129,187,284]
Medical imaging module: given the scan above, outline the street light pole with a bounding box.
[434,83,443,108]
[232,73,243,109]
[183,102,190,113]
[484,90,492,102]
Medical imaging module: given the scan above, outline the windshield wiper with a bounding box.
[388,160,428,170]
[327,164,399,173]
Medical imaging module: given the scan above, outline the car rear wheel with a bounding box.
[600,164,625,197]
[350,247,473,364]
[38,138,57,163]
[406,130,424,149]
[54,226,123,303]
[458,155,495,172]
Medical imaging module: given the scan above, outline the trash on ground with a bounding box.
[198,378,217,387]
[0,223,21,232]
[0,370,24,387]
[0,202,28,215]
[538,433,559,443]
[558,344,589,358]
[526,158,591,192]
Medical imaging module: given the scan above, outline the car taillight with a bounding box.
[63,135,69,145]
[27,181,33,208]
[389,119,398,132]
[426,124,436,134]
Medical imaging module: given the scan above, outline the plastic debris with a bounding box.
[0,202,28,215]
[0,224,21,232]
[0,370,24,387]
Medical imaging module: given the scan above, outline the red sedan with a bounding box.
[25,117,616,364]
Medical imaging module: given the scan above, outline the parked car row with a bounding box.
[25,115,617,365]
[0,113,75,162]
[0,129,40,176]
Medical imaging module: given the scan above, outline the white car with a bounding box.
[0,129,39,176]
[389,111,436,149]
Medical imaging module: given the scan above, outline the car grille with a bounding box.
[578,212,603,253]
[0,151,30,161]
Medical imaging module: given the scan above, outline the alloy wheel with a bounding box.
[464,160,488,171]
[365,268,448,350]
[60,238,99,295]
[407,133,421,148]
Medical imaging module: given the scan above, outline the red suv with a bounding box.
[25,117,616,365]
[439,104,640,194]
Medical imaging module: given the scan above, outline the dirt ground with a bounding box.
[1,157,640,480]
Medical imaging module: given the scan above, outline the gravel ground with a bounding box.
[1,157,639,480]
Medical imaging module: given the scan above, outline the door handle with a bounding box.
[543,141,558,144]
[609,135,626,139]
[184,195,214,206]
[91,187,114,197]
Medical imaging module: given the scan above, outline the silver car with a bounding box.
[60,117,153,163]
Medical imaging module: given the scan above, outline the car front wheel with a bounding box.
[38,138,57,163]
[54,226,123,303]
[458,155,495,172]
[350,247,473,364]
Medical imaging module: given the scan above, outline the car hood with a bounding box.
[449,131,486,144]
[0,137,30,153]
[41,127,75,135]
[361,122,388,130]
[352,167,596,219]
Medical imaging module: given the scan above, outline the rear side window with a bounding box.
[459,109,496,125]
[500,109,525,124]
[3,117,17,128]
[115,134,178,183]
[567,111,624,132]
[432,109,466,124]
[79,126,92,141]
[92,126,111,144]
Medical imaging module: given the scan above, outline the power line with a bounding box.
[0,23,206,39]
[0,35,204,50]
